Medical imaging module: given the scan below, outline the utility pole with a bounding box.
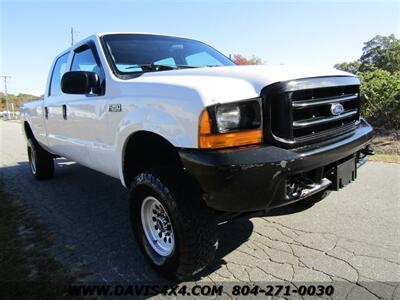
[0,75,11,119]
[71,27,74,47]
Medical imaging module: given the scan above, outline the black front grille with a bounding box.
[265,76,361,147]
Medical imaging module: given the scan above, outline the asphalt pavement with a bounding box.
[0,120,399,299]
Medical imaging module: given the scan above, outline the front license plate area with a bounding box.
[332,157,357,190]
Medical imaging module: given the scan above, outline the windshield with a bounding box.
[102,34,235,75]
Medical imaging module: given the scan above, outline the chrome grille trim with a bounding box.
[293,109,358,128]
[292,94,358,109]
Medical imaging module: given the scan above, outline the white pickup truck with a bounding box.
[21,33,374,280]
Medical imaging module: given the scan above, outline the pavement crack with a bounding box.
[255,266,286,281]
[224,262,247,282]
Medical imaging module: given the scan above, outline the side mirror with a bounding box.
[61,71,100,95]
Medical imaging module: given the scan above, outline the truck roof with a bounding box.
[57,32,190,60]
[96,32,187,39]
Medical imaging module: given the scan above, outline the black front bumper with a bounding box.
[179,119,374,212]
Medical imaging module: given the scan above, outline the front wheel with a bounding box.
[27,138,54,180]
[130,167,217,281]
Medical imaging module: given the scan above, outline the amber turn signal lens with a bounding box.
[198,109,262,149]
[200,129,263,149]
[199,109,212,134]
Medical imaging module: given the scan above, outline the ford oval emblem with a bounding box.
[330,103,344,116]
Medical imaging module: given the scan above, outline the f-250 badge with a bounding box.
[109,104,122,112]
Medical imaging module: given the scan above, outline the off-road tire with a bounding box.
[130,167,217,281]
[27,138,54,180]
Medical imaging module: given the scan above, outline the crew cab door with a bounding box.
[57,43,110,171]
[43,52,70,156]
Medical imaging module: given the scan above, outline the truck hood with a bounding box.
[127,65,355,106]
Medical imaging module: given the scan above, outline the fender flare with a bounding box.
[115,107,199,187]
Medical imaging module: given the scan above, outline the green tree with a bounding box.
[335,34,400,74]
[334,61,361,74]
[333,34,400,129]
[359,68,400,129]
[0,92,41,111]
[359,34,400,73]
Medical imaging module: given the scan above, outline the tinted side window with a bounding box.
[71,48,99,73]
[49,53,69,96]
[71,46,105,95]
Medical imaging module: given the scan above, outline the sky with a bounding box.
[0,0,399,95]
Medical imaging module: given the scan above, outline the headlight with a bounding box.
[199,98,263,149]
[216,105,241,133]
[215,100,262,133]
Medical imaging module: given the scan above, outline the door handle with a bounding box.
[44,106,49,119]
[62,104,67,120]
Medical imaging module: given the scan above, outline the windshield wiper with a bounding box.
[126,64,199,71]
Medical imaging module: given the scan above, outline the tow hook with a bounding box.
[294,176,316,189]
[357,145,374,168]
[287,177,332,201]
[361,145,375,156]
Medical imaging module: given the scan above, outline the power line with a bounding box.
[0,76,11,115]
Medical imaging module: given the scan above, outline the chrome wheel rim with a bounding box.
[141,196,175,256]
[29,145,37,174]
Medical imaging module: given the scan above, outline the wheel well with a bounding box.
[24,121,34,140]
[123,131,183,187]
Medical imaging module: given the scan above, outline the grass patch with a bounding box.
[369,154,400,164]
[370,128,400,163]
[0,183,76,299]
